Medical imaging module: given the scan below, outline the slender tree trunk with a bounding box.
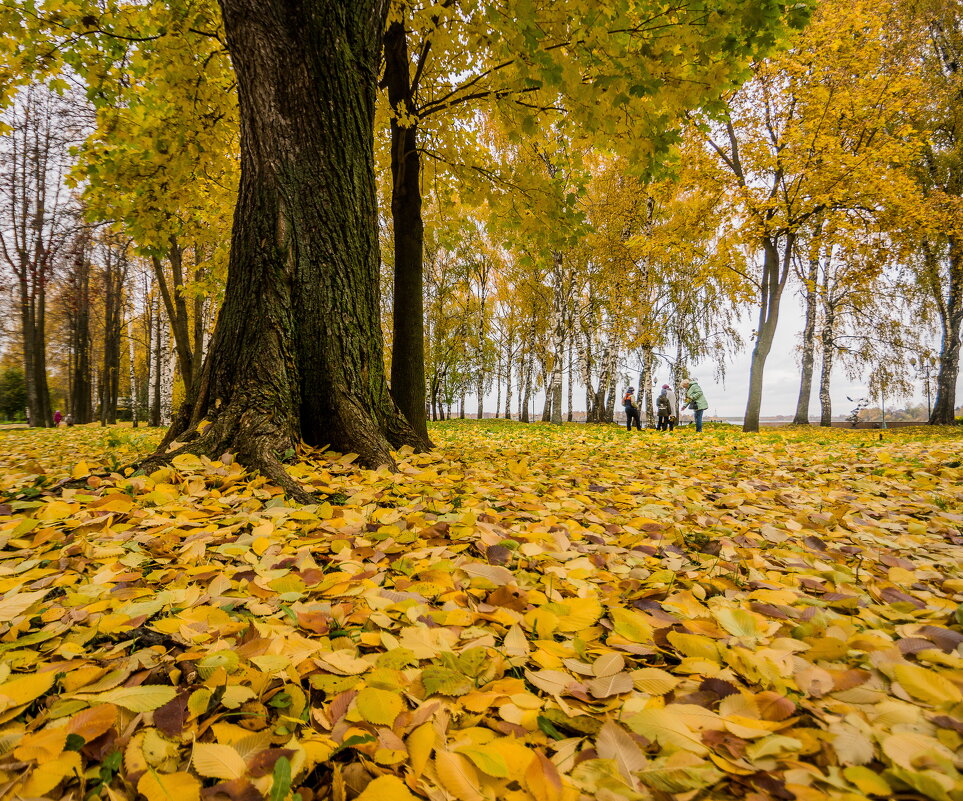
[520,354,531,423]
[150,246,194,391]
[494,343,502,419]
[744,234,794,432]
[127,316,138,428]
[383,16,428,443]
[605,372,617,424]
[153,0,423,494]
[34,285,52,426]
[151,307,163,428]
[567,338,573,422]
[818,303,836,427]
[641,346,654,428]
[931,239,962,424]
[541,365,552,422]
[504,340,513,420]
[793,243,820,425]
[476,375,484,420]
[69,244,93,424]
[20,276,38,426]
[100,249,124,426]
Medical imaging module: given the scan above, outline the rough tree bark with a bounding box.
[641,346,655,428]
[151,0,424,499]
[793,240,820,425]
[127,316,138,428]
[930,239,962,424]
[744,234,795,432]
[383,15,429,444]
[68,238,93,424]
[818,300,836,427]
[503,335,513,420]
[99,243,126,426]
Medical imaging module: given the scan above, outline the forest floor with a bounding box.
[0,421,960,801]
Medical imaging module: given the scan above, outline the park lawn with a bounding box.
[0,421,960,801]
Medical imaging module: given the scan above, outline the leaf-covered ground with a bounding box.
[0,421,961,801]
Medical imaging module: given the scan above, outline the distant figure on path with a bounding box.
[656,384,677,431]
[66,414,74,427]
[680,378,708,432]
[53,410,62,427]
[623,387,642,431]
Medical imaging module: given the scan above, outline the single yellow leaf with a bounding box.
[631,668,680,695]
[844,765,891,795]
[355,687,404,726]
[608,608,654,643]
[14,726,67,761]
[0,670,56,710]
[435,750,484,801]
[355,775,418,801]
[88,685,177,712]
[625,708,708,755]
[457,743,510,778]
[525,751,564,801]
[67,703,118,741]
[890,663,962,707]
[137,770,201,801]
[406,722,435,778]
[0,589,49,622]
[191,742,247,780]
[21,751,81,797]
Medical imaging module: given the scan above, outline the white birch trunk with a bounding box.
[126,316,138,427]
[160,318,174,426]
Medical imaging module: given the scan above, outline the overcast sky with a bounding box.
[498,295,960,420]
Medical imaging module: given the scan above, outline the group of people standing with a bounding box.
[622,379,709,433]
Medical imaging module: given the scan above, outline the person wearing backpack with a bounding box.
[656,384,677,431]
[680,378,708,432]
[623,387,642,431]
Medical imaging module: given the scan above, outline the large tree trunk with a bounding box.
[792,244,820,425]
[383,17,429,444]
[744,234,794,432]
[156,0,423,496]
[931,238,962,424]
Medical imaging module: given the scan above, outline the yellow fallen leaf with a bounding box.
[355,687,404,726]
[14,726,67,761]
[21,750,81,797]
[435,750,484,801]
[355,774,418,801]
[406,722,435,779]
[0,671,56,711]
[138,770,201,801]
[890,663,962,707]
[191,742,247,780]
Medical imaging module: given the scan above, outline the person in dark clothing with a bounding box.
[656,384,676,431]
[623,387,641,431]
